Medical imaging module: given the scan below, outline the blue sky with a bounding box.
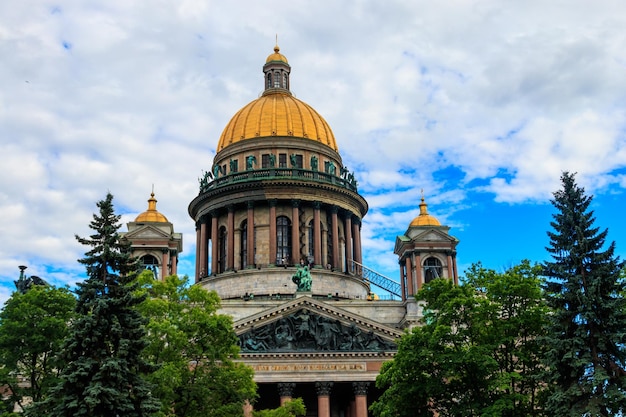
[1,0,625,305]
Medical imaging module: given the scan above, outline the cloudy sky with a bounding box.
[1,0,625,304]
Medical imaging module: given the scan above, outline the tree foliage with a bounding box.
[0,285,75,412]
[136,273,256,417]
[29,192,160,417]
[253,398,306,417]
[372,261,548,417]
[542,172,626,416]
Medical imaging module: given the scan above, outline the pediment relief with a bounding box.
[124,225,170,240]
[234,297,402,354]
[409,228,455,242]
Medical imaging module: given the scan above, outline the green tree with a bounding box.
[0,285,75,412]
[136,273,256,417]
[253,398,306,417]
[29,192,160,417]
[372,261,548,417]
[542,172,626,416]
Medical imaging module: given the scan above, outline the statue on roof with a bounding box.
[291,261,312,292]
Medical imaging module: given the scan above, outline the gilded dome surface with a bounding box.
[409,197,441,227]
[217,90,338,152]
[266,45,288,63]
[135,193,169,223]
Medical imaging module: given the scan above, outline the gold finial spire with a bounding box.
[419,191,429,216]
[147,191,157,212]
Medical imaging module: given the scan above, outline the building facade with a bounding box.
[186,45,459,417]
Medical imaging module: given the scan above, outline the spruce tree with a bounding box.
[30,193,160,417]
[542,172,626,416]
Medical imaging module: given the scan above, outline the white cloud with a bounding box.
[1,0,625,293]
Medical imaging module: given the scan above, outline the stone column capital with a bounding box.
[352,381,369,396]
[277,382,296,397]
[315,381,333,396]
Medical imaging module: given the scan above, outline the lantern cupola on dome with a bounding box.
[216,44,338,152]
[409,195,441,227]
[135,192,169,223]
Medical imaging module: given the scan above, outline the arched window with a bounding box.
[273,72,281,88]
[282,73,287,88]
[140,255,159,278]
[276,216,291,265]
[218,226,227,273]
[424,257,443,283]
[267,73,272,89]
[241,220,248,269]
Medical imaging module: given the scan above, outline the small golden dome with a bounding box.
[266,44,288,64]
[217,90,338,152]
[135,192,169,223]
[409,196,441,227]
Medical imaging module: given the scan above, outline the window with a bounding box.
[424,257,443,283]
[218,226,227,273]
[267,74,272,89]
[278,153,287,168]
[241,220,248,269]
[274,72,281,88]
[140,255,159,278]
[283,73,287,88]
[276,216,291,265]
[229,159,238,173]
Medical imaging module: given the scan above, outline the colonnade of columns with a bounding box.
[195,200,363,282]
[272,381,370,417]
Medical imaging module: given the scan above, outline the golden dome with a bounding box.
[409,196,441,227]
[135,192,169,223]
[266,45,288,63]
[217,90,338,152]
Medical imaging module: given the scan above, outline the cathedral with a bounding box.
[126,45,459,417]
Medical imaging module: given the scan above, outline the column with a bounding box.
[195,224,201,282]
[243,400,253,417]
[171,251,177,275]
[277,382,296,406]
[161,248,169,280]
[331,206,339,270]
[452,253,459,285]
[405,257,413,296]
[352,220,362,273]
[211,212,218,275]
[399,264,406,301]
[227,205,235,271]
[199,219,208,279]
[352,382,369,417]
[415,254,422,291]
[291,200,300,265]
[313,202,322,267]
[269,200,277,265]
[344,214,353,273]
[247,201,255,268]
[315,382,333,417]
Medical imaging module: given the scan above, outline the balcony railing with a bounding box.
[199,167,359,193]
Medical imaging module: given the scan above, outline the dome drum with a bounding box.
[199,268,371,301]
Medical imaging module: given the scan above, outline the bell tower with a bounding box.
[122,191,183,280]
[394,194,459,300]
